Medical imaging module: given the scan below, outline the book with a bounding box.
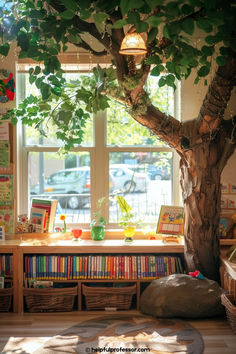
[30,207,47,233]
[31,198,58,232]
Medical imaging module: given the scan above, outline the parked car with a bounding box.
[30,166,116,210]
[128,164,171,181]
[109,164,149,193]
[30,167,91,209]
[147,165,171,180]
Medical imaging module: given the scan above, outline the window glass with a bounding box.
[109,152,173,224]
[29,152,91,223]
[107,76,174,146]
[21,73,93,147]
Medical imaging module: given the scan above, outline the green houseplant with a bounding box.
[90,197,106,241]
[116,196,141,243]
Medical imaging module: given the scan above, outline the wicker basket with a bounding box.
[0,288,13,312]
[221,293,236,334]
[24,287,77,312]
[82,284,136,310]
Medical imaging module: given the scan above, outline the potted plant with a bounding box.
[90,197,106,241]
[116,196,141,243]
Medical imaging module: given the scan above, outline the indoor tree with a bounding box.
[0,0,236,281]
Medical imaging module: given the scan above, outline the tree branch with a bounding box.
[133,104,182,152]
[73,39,107,57]
[197,56,236,136]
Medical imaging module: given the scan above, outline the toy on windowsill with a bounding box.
[16,214,32,233]
[162,235,180,243]
[189,270,205,279]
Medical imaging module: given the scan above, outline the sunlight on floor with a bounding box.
[3,337,49,353]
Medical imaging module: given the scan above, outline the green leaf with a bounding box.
[127,11,140,24]
[146,0,164,9]
[59,0,78,12]
[181,4,194,15]
[181,18,194,35]
[67,34,82,44]
[34,66,41,75]
[93,12,109,33]
[147,27,158,43]
[205,35,216,45]
[197,65,210,77]
[163,25,170,39]
[17,31,30,51]
[40,82,51,100]
[158,76,166,87]
[60,10,74,20]
[29,75,36,84]
[120,0,145,16]
[136,21,149,33]
[38,103,51,112]
[113,19,127,29]
[196,18,213,33]
[0,43,10,56]
[148,15,162,27]
[146,55,162,65]
[201,45,214,57]
[216,56,226,66]
[116,196,132,213]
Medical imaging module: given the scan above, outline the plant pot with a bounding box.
[91,225,105,241]
[123,225,135,243]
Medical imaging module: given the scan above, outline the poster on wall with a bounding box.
[156,205,184,235]
[0,175,13,205]
[0,141,10,168]
[0,208,14,235]
[0,69,15,103]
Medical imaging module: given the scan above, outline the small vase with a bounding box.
[71,228,82,241]
[62,220,66,233]
[91,225,105,240]
[123,225,135,243]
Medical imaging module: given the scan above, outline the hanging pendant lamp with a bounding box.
[119,29,147,55]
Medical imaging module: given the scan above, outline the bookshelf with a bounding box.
[16,239,184,313]
[0,244,18,312]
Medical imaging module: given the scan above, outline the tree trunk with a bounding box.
[180,136,227,282]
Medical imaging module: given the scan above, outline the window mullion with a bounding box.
[92,110,109,221]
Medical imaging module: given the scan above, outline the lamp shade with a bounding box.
[119,32,147,55]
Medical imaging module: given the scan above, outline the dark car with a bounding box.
[147,165,171,180]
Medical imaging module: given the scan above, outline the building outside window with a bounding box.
[16,64,181,230]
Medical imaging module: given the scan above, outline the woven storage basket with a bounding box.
[24,287,77,312]
[82,284,136,310]
[0,288,13,312]
[221,293,236,334]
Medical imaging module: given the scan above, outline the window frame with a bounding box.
[16,69,181,230]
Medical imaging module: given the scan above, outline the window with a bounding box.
[17,65,180,230]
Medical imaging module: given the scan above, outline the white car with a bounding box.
[110,164,149,193]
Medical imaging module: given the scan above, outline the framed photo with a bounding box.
[221,183,229,194]
[156,205,184,235]
[230,184,236,194]
[0,226,5,241]
[219,217,233,238]
[30,207,46,233]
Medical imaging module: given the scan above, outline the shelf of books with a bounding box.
[21,252,184,312]
[0,246,18,312]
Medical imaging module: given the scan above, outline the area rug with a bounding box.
[34,315,204,354]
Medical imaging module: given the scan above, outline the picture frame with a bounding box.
[0,226,5,241]
[156,205,184,235]
[30,207,47,233]
[219,217,233,238]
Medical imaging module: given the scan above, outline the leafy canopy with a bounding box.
[0,0,235,150]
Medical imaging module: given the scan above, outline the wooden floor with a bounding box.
[0,311,235,353]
